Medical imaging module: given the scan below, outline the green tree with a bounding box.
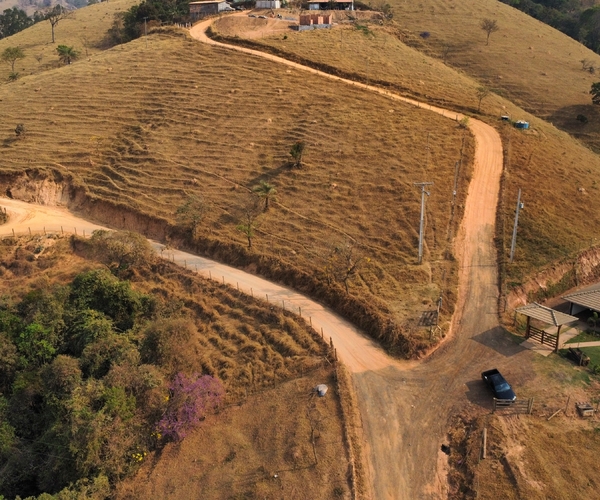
[289,140,306,168]
[56,44,78,65]
[66,309,114,356]
[1,46,25,72]
[0,7,33,39]
[591,82,600,105]
[175,195,206,238]
[252,180,277,211]
[480,18,499,45]
[69,269,148,332]
[15,322,57,367]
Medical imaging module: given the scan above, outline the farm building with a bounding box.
[256,0,281,7]
[562,288,600,316]
[299,13,331,25]
[308,0,353,10]
[189,1,232,19]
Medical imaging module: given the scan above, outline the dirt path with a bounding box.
[0,20,532,500]
[188,16,519,499]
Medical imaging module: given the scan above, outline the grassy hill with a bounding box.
[217,10,600,292]
[0,27,474,351]
[0,0,136,81]
[388,0,600,150]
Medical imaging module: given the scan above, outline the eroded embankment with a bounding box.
[0,168,421,359]
[506,245,600,310]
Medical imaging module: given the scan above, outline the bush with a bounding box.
[158,373,224,441]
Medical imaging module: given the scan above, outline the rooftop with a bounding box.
[515,302,578,326]
[562,288,600,312]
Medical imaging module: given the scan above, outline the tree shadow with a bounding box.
[547,104,600,150]
[246,162,296,187]
[471,326,526,358]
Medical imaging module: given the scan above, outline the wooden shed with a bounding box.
[515,302,578,352]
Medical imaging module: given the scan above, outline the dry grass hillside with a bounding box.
[0,233,351,498]
[388,0,600,146]
[0,0,137,81]
[221,12,600,291]
[0,28,473,349]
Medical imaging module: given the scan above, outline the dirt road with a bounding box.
[0,20,535,500]
[188,17,528,500]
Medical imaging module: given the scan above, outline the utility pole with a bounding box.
[414,182,434,264]
[144,17,148,49]
[509,188,523,263]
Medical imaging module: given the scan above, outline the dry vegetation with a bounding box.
[0,233,351,498]
[0,0,137,81]
[223,8,600,292]
[115,366,350,500]
[0,26,474,350]
[446,352,600,499]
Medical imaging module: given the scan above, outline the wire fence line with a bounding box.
[0,225,340,360]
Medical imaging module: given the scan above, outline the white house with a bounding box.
[256,0,281,8]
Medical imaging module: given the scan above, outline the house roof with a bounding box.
[562,288,600,312]
[515,302,578,326]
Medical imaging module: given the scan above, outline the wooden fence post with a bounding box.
[482,428,487,459]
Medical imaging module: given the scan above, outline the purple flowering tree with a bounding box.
[158,373,224,441]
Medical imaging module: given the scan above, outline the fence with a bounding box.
[527,325,557,349]
[493,397,534,415]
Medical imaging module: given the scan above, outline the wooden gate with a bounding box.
[493,397,534,415]
[527,326,557,349]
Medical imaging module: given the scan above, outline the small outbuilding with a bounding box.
[190,1,232,19]
[308,0,353,10]
[515,302,578,352]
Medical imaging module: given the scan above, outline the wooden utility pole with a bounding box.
[414,182,434,264]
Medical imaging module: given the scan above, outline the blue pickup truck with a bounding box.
[481,369,516,401]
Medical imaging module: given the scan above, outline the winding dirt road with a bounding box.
[0,18,533,500]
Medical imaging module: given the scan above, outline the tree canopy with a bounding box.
[0,267,222,498]
[121,0,190,42]
[1,46,25,73]
[0,7,33,39]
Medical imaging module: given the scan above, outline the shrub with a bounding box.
[577,114,589,123]
[157,373,224,441]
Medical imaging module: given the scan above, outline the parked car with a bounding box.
[481,369,516,401]
[258,15,267,18]
[248,13,256,17]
